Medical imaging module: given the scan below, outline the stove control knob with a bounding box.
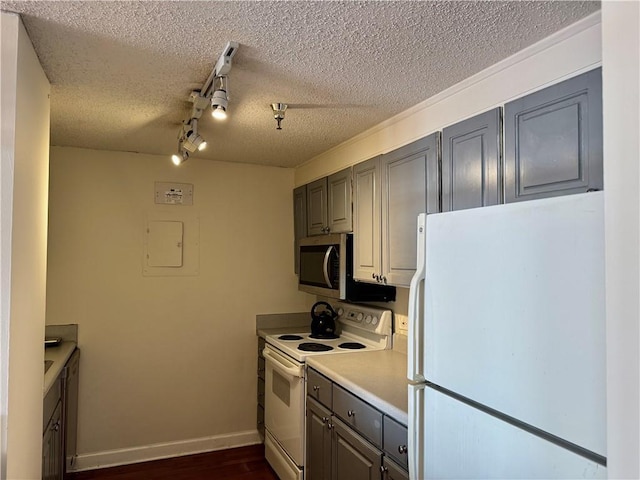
[364,315,372,324]
[356,313,364,322]
[371,316,379,326]
[337,308,344,316]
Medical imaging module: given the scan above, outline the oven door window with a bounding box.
[272,370,291,407]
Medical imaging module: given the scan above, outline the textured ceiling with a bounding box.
[2,1,600,168]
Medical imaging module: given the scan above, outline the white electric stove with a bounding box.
[263,301,393,480]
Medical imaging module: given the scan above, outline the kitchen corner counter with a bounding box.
[306,349,408,425]
[44,341,76,396]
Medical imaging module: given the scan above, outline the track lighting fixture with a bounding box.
[170,41,239,165]
[271,103,288,130]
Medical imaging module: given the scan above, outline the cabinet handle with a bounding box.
[51,422,60,432]
[327,422,333,430]
[382,276,387,284]
[322,416,329,424]
[380,466,389,474]
[398,445,408,454]
[372,273,376,279]
[325,226,331,233]
[313,385,319,391]
[347,409,355,417]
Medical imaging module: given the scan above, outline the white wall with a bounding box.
[602,2,640,477]
[295,12,602,186]
[46,147,314,469]
[0,12,51,480]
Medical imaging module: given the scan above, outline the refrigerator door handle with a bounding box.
[408,383,425,480]
[408,213,427,381]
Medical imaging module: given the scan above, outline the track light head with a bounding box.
[171,150,189,166]
[181,118,206,152]
[211,86,228,121]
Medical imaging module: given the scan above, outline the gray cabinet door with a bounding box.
[332,416,382,480]
[352,156,382,282]
[381,133,440,286]
[293,185,307,273]
[382,457,409,480]
[327,168,352,234]
[307,178,328,236]
[504,68,603,202]
[307,397,332,480]
[442,108,502,211]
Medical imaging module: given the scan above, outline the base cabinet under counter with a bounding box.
[305,368,408,480]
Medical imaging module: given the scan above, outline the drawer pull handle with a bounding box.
[327,422,333,430]
[322,416,329,424]
[313,385,319,391]
[347,409,355,417]
[398,445,408,454]
[380,466,388,474]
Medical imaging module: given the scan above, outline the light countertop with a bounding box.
[44,341,76,396]
[306,349,408,425]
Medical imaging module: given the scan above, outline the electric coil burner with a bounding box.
[278,334,304,341]
[338,342,366,349]
[298,342,334,352]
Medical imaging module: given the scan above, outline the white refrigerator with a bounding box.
[407,192,607,479]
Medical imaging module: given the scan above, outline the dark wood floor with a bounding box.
[68,444,279,480]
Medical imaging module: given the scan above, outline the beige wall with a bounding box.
[46,147,314,467]
[1,12,51,479]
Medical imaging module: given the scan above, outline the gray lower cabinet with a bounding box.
[306,368,409,480]
[381,457,409,480]
[43,401,63,480]
[442,107,502,212]
[332,416,382,480]
[353,133,440,287]
[306,168,353,236]
[257,337,265,441]
[504,68,603,202]
[306,397,333,480]
[293,185,307,273]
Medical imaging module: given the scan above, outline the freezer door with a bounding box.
[424,192,606,456]
[419,385,606,479]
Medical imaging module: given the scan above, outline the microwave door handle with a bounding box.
[323,246,335,288]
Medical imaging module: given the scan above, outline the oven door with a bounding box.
[263,346,306,471]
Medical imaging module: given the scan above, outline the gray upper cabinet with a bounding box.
[442,107,502,212]
[327,168,353,234]
[306,168,352,236]
[353,134,439,287]
[381,133,440,286]
[504,68,603,202]
[353,156,382,284]
[307,177,328,236]
[293,185,307,274]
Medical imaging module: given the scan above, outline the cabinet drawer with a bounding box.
[383,416,408,468]
[258,357,265,380]
[333,384,382,447]
[258,377,265,407]
[258,337,265,358]
[307,368,332,408]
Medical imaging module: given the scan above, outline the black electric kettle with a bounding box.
[310,301,338,338]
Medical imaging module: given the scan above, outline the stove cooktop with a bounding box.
[265,301,393,363]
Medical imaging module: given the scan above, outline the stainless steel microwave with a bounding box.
[298,233,396,302]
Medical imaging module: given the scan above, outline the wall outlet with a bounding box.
[396,314,408,332]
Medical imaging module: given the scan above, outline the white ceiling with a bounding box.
[3,1,600,168]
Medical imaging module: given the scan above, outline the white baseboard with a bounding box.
[71,429,262,472]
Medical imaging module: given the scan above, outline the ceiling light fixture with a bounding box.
[170,41,239,165]
[271,103,288,130]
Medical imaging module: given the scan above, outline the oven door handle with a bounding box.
[263,348,304,379]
